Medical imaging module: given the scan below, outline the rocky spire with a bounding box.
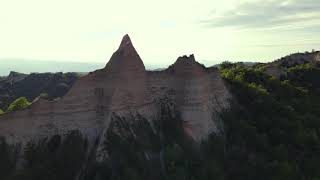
[105,34,145,73]
[167,54,206,76]
[119,34,133,49]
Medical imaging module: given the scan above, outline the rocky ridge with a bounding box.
[264,51,320,77]
[0,35,231,161]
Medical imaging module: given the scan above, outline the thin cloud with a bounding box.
[247,43,320,48]
[203,0,320,30]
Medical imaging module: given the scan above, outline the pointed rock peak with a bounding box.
[119,34,132,48]
[105,34,145,72]
[116,34,136,53]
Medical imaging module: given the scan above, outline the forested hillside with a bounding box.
[0,72,79,111]
[218,61,320,179]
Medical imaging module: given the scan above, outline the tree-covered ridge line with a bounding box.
[218,61,320,180]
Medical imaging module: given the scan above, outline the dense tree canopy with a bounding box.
[218,62,320,180]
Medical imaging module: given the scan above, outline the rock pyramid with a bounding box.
[0,35,231,146]
[105,34,145,73]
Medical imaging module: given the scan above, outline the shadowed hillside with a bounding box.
[0,72,80,110]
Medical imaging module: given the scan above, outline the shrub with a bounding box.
[7,97,31,112]
[18,131,87,180]
[0,137,16,179]
[248,82,269,95]
[0,109,4,115]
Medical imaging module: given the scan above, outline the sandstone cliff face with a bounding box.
[0,35,231,148]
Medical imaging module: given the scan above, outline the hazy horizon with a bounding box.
[0,47,318,76]
[0,59,103,76]
[0,57,218,76]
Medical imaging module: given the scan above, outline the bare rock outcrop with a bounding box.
[264,51,320,78]
[0,35,231,150]
[278,51,320,67]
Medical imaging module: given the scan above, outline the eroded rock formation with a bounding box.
[0,35,231,149]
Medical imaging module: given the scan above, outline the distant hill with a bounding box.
[0,71,80,110]
[0,59,104,76]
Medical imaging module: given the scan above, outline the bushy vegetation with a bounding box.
[217,62,320,180]
[0,109,4,115]
[91,104,227,180]
[7,97,31,112]
[287,62,320,93]
[0,131,88,180]
[0,138,17,180]
[89,112,165,180]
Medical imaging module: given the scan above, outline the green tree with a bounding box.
[0,109,4,115]
[7,97,31,112]
[220,61,234,69]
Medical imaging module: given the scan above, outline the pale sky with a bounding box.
[0,0,319,69]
